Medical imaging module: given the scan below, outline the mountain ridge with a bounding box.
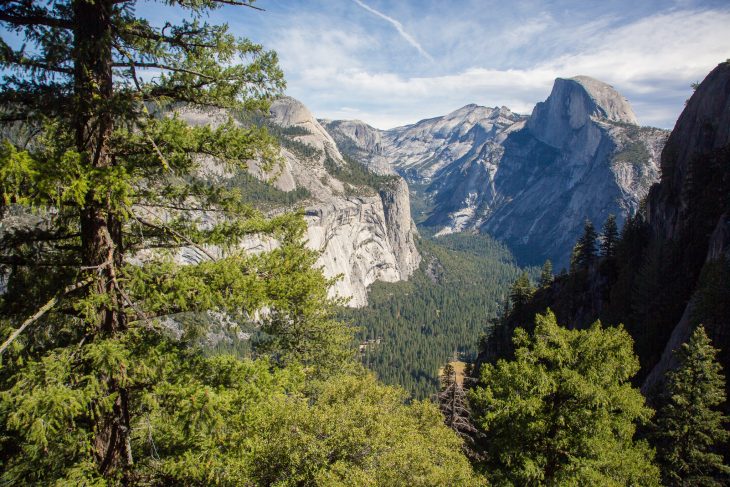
[324,75,668,268]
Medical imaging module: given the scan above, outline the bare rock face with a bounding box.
[648,63,730,242]
[163,97,420,307]
[467,76,666,268]
[642,62,730,392]
[266,97,420,307]
[320,119,393,175]
[527,76,638,148]
[327,76,666,269]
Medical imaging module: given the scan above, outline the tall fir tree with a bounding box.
[600,213,619,258]
[0,0,354,482]
[470,310,660,486]
[573,218,598,269]
[653,326,730,486]
[539,259,553,287]
[509,271,534,310]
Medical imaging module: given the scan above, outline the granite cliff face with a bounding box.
[468,76,666,267]
[258,97,420,307]
[169,98,419,307]
[642,62,730,392]
[327,76,667,268]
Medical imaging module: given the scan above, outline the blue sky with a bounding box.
[8,0,725,130]
[191,0,728,129]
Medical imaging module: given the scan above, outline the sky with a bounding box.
[9,0,727,130]
[192,0,729,129]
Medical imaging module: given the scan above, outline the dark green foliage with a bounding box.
[572,219,598,269]
[600,214,619,258]
[607,122,666,169]
[612,139,652,168]
[224,170,310,208]
[339,233,529,399]
[510,271,535,309]
[323,153,399,195]
[257,118,324,162]
[0,1,482,484]
[653,326,730,486]
[471,310,660,486]
[539,259,554,287]
[0,341,483,485]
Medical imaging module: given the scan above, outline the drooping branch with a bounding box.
[131,210,218,262]
[0,275,95,355]
[0,11,72,29]
[112,61,217,81]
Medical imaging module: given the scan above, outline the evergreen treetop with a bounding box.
[573,218,598,269]
[470,310,660,486]
[601,214,619,258]
[509,271,534,310]
[654,325,730,486]
[539,259,553,287]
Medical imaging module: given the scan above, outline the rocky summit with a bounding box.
[326,76,669,269]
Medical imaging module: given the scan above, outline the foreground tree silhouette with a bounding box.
[572,219,598,269]
[470,310,660,486]
[0,3,486,484]
[0,0,352,482]
[600,214,619,258]
[653,326,730,486]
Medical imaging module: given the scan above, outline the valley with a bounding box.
[2,0,728,482]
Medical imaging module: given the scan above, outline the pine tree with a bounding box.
[601,214,619,258]
[539,259,553,287]
[0,1,352,482]
[574,219,598,269]
[470,310,660,486]
[509,272,534,309]
[653,326,730,486]
[438,363,476,437]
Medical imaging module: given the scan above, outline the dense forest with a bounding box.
[339,232,533,398]
[1,0,729,485]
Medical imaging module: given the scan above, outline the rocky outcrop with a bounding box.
[170,98,420,307]
[327,77,666,268]
[467,77,666,267]
[642,62,730,393]
[265,97,420,307]
[320,119,393,175]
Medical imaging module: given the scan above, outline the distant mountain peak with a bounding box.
[567,75,638,125]
[527,75,639,149]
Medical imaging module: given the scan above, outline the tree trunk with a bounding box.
[72,0,132,477]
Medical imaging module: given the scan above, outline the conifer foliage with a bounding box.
[509,271,534,310]
[539,259,553,287]
[571,219,598,269]
[470,310,660,486]
[653,326,730,486]
[600,214,619,258]
[0,2,484,485]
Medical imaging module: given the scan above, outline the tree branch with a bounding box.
[0,276,94,356]
[0,12,72,29]
[112,61,216,81]
[131,210,218,262]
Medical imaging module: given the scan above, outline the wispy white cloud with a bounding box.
[351,0,434,62]
[279,6,730,129]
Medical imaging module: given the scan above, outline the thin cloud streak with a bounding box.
[351,0,434,62]
[281,7,730,129]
